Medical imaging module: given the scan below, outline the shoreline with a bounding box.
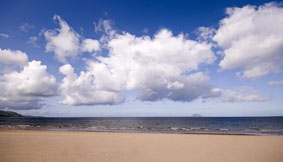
[1,117,283,136]
[0,127,281,136]
[0,128,260,136]
[1,129,283,162]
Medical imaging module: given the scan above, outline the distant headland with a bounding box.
[0,110,23,117]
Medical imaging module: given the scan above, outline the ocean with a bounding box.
[1,117,283,135]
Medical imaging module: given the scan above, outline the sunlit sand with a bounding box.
[0,130,283,162]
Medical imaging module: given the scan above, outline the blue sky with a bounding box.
[0,0,282,117]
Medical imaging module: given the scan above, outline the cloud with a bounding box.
[0,33,9,38]
[213,3,283,79]
[0,49,58,110]
[59,28,216,105]
[94,19,117,43]
[196,27,215,41]
[43,16,220,106]
[0,48,28,68]
[3,60,58,97]
[19,23,35,32]
[136,72,212,102]
[81,39,100,53]
[27,36,40,48]
[44,15,81,63]
[59,64,125,106]
[268,80,283,86]
[94,19,114,34]
[204,86,267,102]
[44,15,100,63]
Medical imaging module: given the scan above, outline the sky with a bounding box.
[0,0,282,117]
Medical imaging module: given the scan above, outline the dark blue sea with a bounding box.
[1,117,283,135]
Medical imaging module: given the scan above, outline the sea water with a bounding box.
[1,117,283,135]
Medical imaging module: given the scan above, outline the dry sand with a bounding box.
[0,130,283,162]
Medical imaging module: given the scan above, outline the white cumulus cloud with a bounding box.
[59,64,125,106]
[214,3,283,79]
[0,48,28,67]
[81,39,100,53]
[3,61,58,97]
[0,48,28,73]
[44,15,100,63]
[59,29,216,105]
[0,50,58,110]
[44,15,81,63]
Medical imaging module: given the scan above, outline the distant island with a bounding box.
[0,110,23,117]
[192,114,202,117]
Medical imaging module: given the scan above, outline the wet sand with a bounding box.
[0,130,283,162]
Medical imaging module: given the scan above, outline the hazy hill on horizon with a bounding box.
[0,110,23,117]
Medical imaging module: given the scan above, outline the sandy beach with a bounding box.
[0,130,283,162]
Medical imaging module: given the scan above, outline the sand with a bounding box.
[0,130,283,162]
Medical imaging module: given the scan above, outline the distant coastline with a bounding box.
[0,110,23,117]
